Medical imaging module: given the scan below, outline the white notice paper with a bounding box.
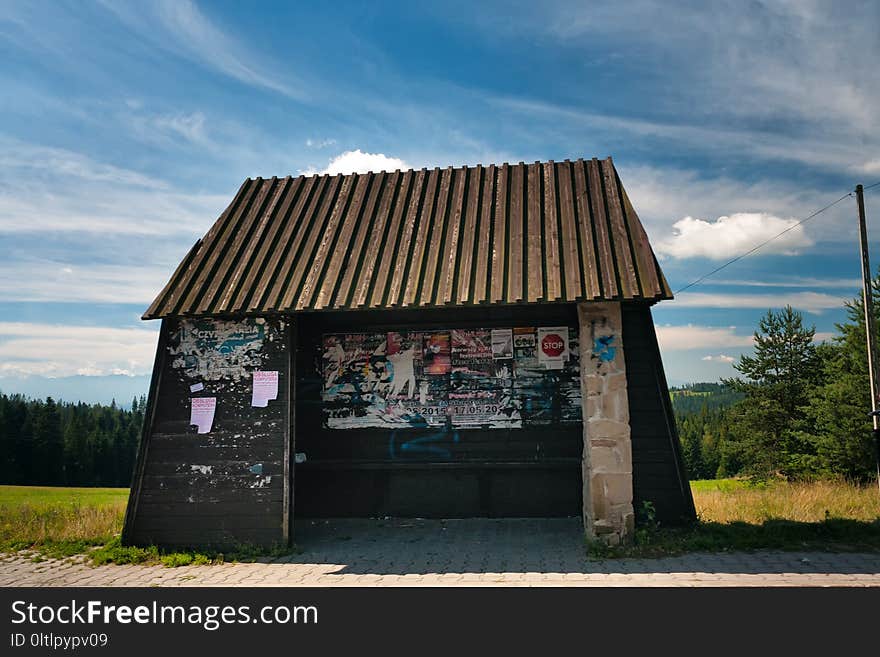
[189,382,204,393]
[536,326,570,370]
[190,397,216,434]
[251,371,279,407]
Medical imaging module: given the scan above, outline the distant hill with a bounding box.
[669,382,743,415]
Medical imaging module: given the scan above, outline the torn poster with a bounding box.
[491,329,513,360]
[190,397,216,434]
[537,326,570,370]
[169,318,267,381]
[514,327,582,425]
[251,370,279,407]
[449,329,518,428]
[422,332,451,375]
[321,326,580,430]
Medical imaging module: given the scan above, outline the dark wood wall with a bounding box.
[123,316,291,549]
[622,304,696,525]
[122,302,692,547]
[293,305,583,519]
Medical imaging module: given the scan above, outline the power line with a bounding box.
[674,190,858,295]
[864,180,880,192]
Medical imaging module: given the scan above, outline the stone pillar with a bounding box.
[578,302,634,545]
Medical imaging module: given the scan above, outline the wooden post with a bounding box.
[856,184,880,490]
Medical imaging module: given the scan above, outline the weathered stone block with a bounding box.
[586,418,629,440]
[605,372,627,393]
[588,444,620,474]
[594,472,633,505]
[600,387,628,420]
[579,301,633,545]
[584,376,603,397]
[585,396,599,419]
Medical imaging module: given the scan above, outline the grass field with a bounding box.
[1,480,879,563]
[691,478,880,523]
[0,485,289,565]
[0,485,128,559]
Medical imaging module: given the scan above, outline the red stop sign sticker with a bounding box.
[541,333,566,357]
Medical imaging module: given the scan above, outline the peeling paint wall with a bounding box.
[125,316,290,549]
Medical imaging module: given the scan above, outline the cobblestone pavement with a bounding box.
[2,518,879,587]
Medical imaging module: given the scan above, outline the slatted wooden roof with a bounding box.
[143,156,671,319]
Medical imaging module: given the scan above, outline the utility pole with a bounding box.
[855,184,880,491]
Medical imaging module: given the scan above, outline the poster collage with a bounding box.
[321,326,582,430]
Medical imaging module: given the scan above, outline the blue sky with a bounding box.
[1,1,879,404]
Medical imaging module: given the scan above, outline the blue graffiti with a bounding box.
[388,424,460,460]
[593,335,617,362]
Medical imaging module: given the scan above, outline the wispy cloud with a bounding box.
[669,291,845,314]
[0,322,158,378]
[655,324,754,352]
[712,277,862,290]
[479,2,879,139]
[99,0,305,100]
[0,138,227,235]
[0,138,166,189]
[0,261,168,304]
[491,95,878,177]
[127,110,210,147]
[305,138,337,149]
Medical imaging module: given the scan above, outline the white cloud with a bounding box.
[701,354,736,363]
[0,322,158,378]
[613,164,857,249]
[304,149,410,176]
[655,324,754,352]
[813,331,835,343]
[858,159,880,175]
[655,212,813,260]
[669,291,845,314]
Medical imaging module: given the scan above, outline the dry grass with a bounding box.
[0,485,127,550]
[691,479,880,524]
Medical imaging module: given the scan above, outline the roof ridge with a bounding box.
[242,155,615,183]
[144,157,669,319]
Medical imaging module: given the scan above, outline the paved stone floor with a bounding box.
[2,518,880,587]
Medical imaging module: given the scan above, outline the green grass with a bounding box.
[0,485,128,558]
[0,485,299,566]
[0,485,129,507]
[689,478,753,493]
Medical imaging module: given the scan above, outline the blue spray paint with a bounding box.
[593,335,616,362]
[388,424,460,460]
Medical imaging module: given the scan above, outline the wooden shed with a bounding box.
[122,156,695,549]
